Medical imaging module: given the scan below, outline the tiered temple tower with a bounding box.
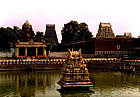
[58,49,93,90]
[20,20,35,41]
[96,23,115,37]
[45,24,58,46]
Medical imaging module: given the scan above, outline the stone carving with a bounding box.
[20,20,35,41]
[45,24,59,46]
[96,22,115,37]
[124,32,132,38]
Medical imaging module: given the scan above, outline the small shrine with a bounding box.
[14,20,47,59]
[58,49,93,90]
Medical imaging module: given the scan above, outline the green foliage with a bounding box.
[46,43,52,51]
[78,23,93,40]
[35,31,44,42]
[0,26,20,50]
[13,26,21,40]
[61,20,93,44]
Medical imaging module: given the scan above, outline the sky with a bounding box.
[0,0,140,42]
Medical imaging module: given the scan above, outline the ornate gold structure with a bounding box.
[58,49,93,90]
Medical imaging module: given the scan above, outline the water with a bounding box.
[0,70,140,97]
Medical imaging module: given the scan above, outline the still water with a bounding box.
[0,70,140,97]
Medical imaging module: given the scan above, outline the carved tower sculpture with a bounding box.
[96,22,115,37]
[58,49,93,90]
[20,20,35,41]
[45,24,59,46]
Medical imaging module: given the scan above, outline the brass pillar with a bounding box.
[43,47,46,58]
[15,48,19,58]
[36,48,38,57]
[25,48,27,57]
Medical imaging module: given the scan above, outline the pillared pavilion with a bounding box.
[14,20,47,59]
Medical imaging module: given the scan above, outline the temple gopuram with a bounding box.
[45,24,58,46]
[14,20,47,59]
[96,22,115,37]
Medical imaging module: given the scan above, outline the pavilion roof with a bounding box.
[15,42,47,47]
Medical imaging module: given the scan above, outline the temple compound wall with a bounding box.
[94,38,135,56]
[62,37,138,57]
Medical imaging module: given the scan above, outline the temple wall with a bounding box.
[48,52,67,58]
[0,52,13,58]
[95,38,134,51]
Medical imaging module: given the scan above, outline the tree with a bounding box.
[46,43,52,51]
[13,26,21,40]
[45,43,52,55]
[61,20,92,44]
[61,20,79,44]
[35,31,44,42]
[0,26,20,51]
[78,23,93,40]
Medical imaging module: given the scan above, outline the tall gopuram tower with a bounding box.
[45,24,59,46]
[20,20,35,41]
[58,49,93,90]
[96,23,115,37]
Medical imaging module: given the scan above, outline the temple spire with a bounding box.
[20,20,35,41]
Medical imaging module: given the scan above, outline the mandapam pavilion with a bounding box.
[14,20,47,59]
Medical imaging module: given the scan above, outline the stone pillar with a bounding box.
[15,48,19,58]
[36,48,38,57]
[25,48,27,57]
[43,47,46,58]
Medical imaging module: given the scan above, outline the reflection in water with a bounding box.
[59,91,94,97]
[0,70,61,97]
[0,70,140,97]
[89,70,140,97]
[57,88,94,97]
